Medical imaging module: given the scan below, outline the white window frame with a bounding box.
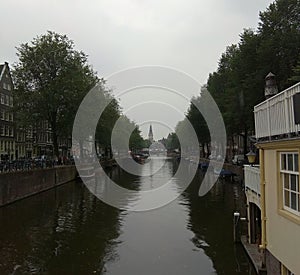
[280,152,300,216]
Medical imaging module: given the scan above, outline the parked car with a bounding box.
[232,154,246,165]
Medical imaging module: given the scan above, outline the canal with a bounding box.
[0,157,256,274]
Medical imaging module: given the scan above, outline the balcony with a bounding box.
[254,82,300,139]
[244,165,260,207]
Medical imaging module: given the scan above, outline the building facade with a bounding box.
[245,81,300,274]
[0,62,15,160]
[0,62,72,160]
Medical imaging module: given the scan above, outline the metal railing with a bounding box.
[254,82,300,139]
[244,165,260,195]
[0,158,74,173]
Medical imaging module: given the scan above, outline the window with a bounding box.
[280,152,300,216]
[282,264,295,275]
[0,94,4,104]
[0,109,4,120]
[9,127,13,137]
[4,95,9,105]
[5,125,9,136]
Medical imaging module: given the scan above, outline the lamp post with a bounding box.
[246,150,256,165]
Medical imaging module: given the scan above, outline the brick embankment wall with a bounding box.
[0,166,77,207]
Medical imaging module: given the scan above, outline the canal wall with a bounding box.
[0,166,77,207]
[199,158,244,181]
[223,162,244,180]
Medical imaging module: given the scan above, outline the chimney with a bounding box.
[264,72,278,99]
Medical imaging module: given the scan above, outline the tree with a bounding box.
[13,31,98,158]
[166,133,180,151]
[258,0,300,89]
[186,96,210,157]
[95,95,121,157]
[129,127,145,150]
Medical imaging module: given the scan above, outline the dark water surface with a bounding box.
[0,157,256,274]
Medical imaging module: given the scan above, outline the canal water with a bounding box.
[0,157,256,274]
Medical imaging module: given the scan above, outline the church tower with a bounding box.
[148,124,154,143]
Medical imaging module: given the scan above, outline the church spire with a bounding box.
[148,124,154,143]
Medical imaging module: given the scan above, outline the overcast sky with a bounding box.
[1,0,273,139]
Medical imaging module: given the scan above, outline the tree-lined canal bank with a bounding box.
[0,158,255,274]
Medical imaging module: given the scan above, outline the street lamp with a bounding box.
[246,150,256,165]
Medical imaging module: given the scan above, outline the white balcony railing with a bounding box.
[254,82,300,139]
[244,165,260,196]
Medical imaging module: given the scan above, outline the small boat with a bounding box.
[214,168,235,180]
[78,165,95,179]
[132,154,145,164]
[130,152,148,164]
[199,162,209,171]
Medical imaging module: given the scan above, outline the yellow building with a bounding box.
[245,81,300,274]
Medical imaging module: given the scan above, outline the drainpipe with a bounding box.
[259,148,267,270]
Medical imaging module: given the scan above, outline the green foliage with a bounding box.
[258,0,300,89]
[207,0,300,141]
[165,133,180,151]
[129,127,145,150]
[12,31,146,158]
[178,0,300,158]
[13,31,98,157]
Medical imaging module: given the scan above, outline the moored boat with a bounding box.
[78,164,95,179]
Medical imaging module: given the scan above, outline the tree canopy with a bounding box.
[177,0,300,158]
[13,31,145,158]
[13,31,98,157]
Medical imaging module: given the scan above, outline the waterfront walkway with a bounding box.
[241,235,263,274]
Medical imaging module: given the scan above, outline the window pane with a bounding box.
[284,190,290,206]
[284,174,289,189]
[282,154,286,170]
[295,154,299,172]
[291,192,297,210]
[288,154,293,171]
[291,175,297,191]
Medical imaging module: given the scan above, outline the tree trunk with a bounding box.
[49,111,60,160]
[95,140,98,156]
[201,143,205,158]
[205,143,210,158]
[50,118,59,159]
[79,139,84,159]
[243,128,248,156]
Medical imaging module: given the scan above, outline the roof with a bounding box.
[0,62,8,81]
[265,72,275,79]
[0,64,4,80]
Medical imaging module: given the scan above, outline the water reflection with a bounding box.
[0,181,122,274]
[0,158,255,274]
[180,169,256,274]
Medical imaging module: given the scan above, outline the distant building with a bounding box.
[0,62,15,160]
[148,124,154,143]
